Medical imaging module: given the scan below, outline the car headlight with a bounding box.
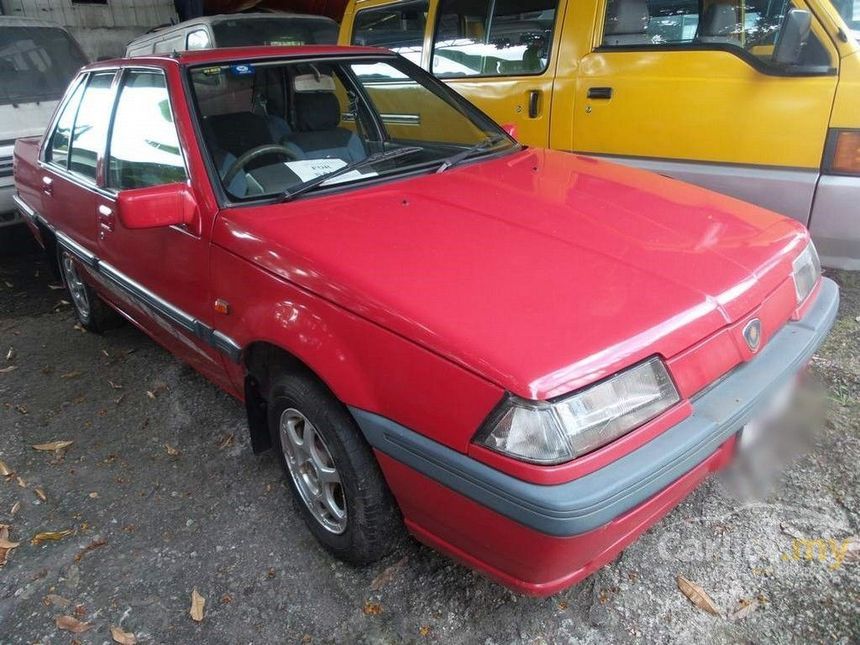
[792,241,821,306]
[475,357,680,464]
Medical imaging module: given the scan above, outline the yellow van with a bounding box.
[339,0,860,269]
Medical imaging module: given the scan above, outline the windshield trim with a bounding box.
[183,53,518,209]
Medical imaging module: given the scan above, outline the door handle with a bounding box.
[587,87,613,100]
[41,176,53,195]
[97,204,115,234]
[528,90,541,118]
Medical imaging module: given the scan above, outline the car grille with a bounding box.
[0,155,12,180]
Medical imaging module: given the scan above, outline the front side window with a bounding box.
[351,2,429,65]
[108,71,187,190]
[47,79,86,168]
[68,72,115,181]
[600,0,831,69]
[188,56,515,202]
[0,26,88,106]
[431,0,559,78]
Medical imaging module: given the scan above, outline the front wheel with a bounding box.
[267,371,400,564]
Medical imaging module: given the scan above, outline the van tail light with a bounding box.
[824,130,860,176]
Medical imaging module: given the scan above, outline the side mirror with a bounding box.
[116,182,197,230]
[501,123,519,140]
[773,9,812,66]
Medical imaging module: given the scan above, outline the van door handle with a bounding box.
[587,87,613,100]
[41,176,53,196]
[528,90,541,118]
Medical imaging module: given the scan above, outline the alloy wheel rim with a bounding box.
[279,408,347,534]
[62,252,90,320]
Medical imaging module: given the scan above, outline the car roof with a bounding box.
[88,45,393,70]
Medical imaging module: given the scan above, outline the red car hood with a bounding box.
[215,148,807,399]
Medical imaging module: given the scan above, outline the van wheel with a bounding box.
[59,249,116,333]
[267,370,400,564]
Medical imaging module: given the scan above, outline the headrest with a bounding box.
[604,0,650,35]
[700,4,738,37]
[294,92,341,132]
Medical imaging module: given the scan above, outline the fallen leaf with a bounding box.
[5,347,15,361]
[15,404,28,415]
[220,593,233,604]
[60,371,81,380]
[370,556,409,591]
[48,284,65,290]
[16,475,26,487]
[111,626,137,644]
[165,444,180,456]
[55,615,92,634]
[0,460,12,477]
[217,433,234,450]
[729,599,759,621]
[189,588,205,622]
[88,492,99,499]
[10,501,20,515]
[146,390,156,400]
[34,487,47,502]
[4,280,12,288]
[419,625,431,637]
[108,380,123,390]
[363,601,383,616]
[0,525,20,566]
[677,575,721,616]
[44,594,71,608]
[0,365,17,374]
[32,440,74,452]
[31,529,74,545]
[844,536,860,562]
[75,537,108,562]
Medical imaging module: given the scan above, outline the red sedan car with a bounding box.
[13,46,838,596]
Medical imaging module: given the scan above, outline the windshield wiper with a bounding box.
[435,135,507,174]
[279,146,423,203]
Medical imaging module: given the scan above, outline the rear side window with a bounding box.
[68,72,115,180]
[431,0,559,77]
[600,0,831,68]
[351,1,429,64]
[107,70,187,190]
[47,79,86,168]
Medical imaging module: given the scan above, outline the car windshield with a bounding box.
[211,17,339,47]
[0,26,88,106]
[188,55,516,201]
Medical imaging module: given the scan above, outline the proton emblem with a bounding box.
[743,318,762,352]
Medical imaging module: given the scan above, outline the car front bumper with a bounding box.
[350,278,840,595]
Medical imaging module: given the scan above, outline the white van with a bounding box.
[125,12,339,57]
[0,17,88,230]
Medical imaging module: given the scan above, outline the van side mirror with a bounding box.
[116,183,197,230]
[773,9,812,66]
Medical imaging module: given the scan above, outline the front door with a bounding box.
[570,0,840,224]
[94,67,225,384]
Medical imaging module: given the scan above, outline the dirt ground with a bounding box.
[1,229,858,644]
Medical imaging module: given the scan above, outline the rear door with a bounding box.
[93,67,225,382]
[571,0,840,225]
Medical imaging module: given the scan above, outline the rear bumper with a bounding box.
[351,278,839,594]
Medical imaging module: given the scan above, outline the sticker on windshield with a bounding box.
[230,64,255,76]
[285,159,377,186]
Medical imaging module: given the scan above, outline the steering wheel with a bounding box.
[222,144,299,186]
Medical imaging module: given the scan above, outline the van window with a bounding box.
[47,79,86,169]
[108,71,187,190]
[68,72,115,181]
[600,0,831,68]
[0,26,88,106]
[186,28,211,50]
[210,17,338,47]
[829,0,860,33]
[431,0,559,77]
[351,1,429,64]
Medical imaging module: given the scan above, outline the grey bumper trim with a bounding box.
[350,278,839,537]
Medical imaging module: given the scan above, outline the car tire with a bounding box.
[58,248,118,334]
[267,370,400,564]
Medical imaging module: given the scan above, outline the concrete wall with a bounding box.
[0,0,178,60]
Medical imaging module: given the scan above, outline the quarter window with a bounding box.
[600,0,831,68]
[431,0,559,78]
[351,1,429,65]
[68,72,115,181]
[186,28,211,50]
[107,71,187,190]
[47,79,86,168]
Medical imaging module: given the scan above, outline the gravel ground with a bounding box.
[1,229,858,644]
